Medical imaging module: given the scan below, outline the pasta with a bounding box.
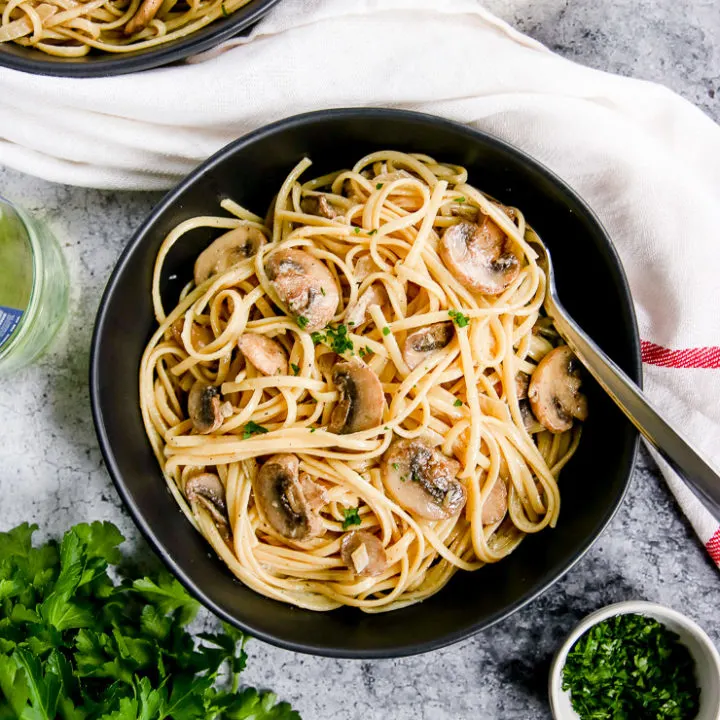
[0,0,252,56]
[139,151,589,613]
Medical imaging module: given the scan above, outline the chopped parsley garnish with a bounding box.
[309,427,316,433]
[448,309,469,328]
[310,323,354,355]
[392,463,399,471]
[242,421,268,439]
[353,227,361,235]
[368,229,378,236]
[358,345,375,359]
[320,287,326,296]
[341,507,362,529]
[376,183,383,190]
[296,315,309,330]
[382,326,391,336]
[562,613,700,720]
[455,196,466,203]
[221,2,229,16]
[454,399,463,407]
[290,362,300,375]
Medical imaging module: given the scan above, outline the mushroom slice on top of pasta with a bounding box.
[383,437,466,521]
[265,248,340,332]
[194,226,266,286]
[439,218,520,294]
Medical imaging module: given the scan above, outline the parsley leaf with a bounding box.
[455,196,466,203]
[133,572,200,625]
[243,421,269,440]
[310,324,353,355]
[376,183,383,190]
[448,309,469,328]
[341,507,362,530]
[296,316,309,330]
[382,327,391,336]
[454,399,463,407]
[290,363,300,376]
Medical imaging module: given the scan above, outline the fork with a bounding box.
[529,232,720,521]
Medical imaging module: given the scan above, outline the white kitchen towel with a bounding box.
[1,0,719,567]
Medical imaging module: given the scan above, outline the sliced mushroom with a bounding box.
[188,381,226,434]
[299,473,328,512]
[492,372,529,399]
[254,454,323,540]
[519,399,544,433]
[439,218,520,294]
[528,345,588,433]
[194,226,266,286]
[516,373,529,399]
[403,322,454,370]
[300,195,337,219]
[171,318,214,350]
[341,531,387,577]
[329,359,384,434]
[264,249,339,333]
[383,437,466,521]
[238,333,288,376]
[481,476,508,525]
[353,255,380,284]
[185,473,232,543]
[345,285,386,329]
[125,0,163,34]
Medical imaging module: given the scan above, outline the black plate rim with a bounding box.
[0,0,280,77]
[90,107,642,658]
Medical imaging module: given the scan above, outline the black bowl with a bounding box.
[0,0,279,77]
[90,108,641,658]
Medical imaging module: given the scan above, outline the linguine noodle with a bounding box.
[0,0,252,56]
[139,151,586,613]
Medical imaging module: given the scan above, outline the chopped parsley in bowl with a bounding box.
[549,601,720,720]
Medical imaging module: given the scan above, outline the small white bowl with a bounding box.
[549,601,720,720]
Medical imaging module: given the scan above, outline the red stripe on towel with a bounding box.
[707,528,720,567]
[641,341,720,369]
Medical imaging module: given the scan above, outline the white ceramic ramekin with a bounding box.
[549,601,720,720]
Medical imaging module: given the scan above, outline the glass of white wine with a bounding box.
[0,197,68,374]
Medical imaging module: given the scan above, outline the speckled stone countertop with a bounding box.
[1,2,719,718]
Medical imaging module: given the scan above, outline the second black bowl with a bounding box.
[0,0,279,77]
[91,108,641,658]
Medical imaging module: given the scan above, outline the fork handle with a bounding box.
[546,299,720,522]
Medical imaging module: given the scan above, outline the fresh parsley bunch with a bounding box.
[0,522,300,720]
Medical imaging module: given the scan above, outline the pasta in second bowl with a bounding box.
[142,151,589,613]
[0,0,278,75]
[92,109,640,656]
